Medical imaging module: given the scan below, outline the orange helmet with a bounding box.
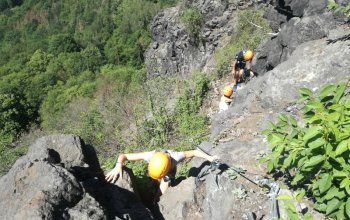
[244,50,254,61]
[148,152,171,180]
[223,86,233,97]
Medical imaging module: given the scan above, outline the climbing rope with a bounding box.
[194,146,280,219]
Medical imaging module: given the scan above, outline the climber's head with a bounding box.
[223,86,233,97]
[244,50,254,61]
[148,152,171,180]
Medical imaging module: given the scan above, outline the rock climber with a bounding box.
[231,50,254,91]
[105,149,216,197]
[219,86,233,112]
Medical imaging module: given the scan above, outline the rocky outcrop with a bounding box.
[144,0,249,78]
[0,134,153,220]
[252,0,348,74]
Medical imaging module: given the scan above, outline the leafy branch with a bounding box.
[262,79,350,219]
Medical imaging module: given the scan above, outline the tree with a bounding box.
[48,34,80,55]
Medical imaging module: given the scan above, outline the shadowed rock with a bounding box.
[0,134,153,220]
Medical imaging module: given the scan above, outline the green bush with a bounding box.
[40,70,97,129]
[123,73,210,152]
[48,34,80,55]
[262,80,350,219]
[180,8,203,37]
[174,74,210,150]
[328,0,350,17]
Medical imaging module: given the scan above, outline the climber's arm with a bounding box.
[105,152,148,183]
[183,149,215,162]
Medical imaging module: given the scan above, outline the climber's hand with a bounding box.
[105,163,123,183]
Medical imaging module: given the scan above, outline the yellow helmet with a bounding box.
[148,152,171,180]
[244,50,254,61]
[223,86,233,97]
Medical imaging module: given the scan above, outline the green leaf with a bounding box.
[329,103,342,111]
[259,156,270,163]
[268,133,284,145]
[336,140,348,156]
[274,144,285,154]
[319,84,337,98]
[331,125,342,142]
[290,129,299,139]
[345,99,350,108]
[308,137,325,150]
[290,116,297,127]
[324,187,341,200]
[330,206,345,219]
[284,202,299,220]
[302,104,314,114]
[336,157,346,166]
[344,109,350,116]
[334,190,346,200]
[299,88,313,97]
[328,112,341,122]
[278,114,288,122]
[303,126,322,142]
[295,189,305,202]
[283,156,293,168]
[314,202,327,212]
[276,120,288,128]
[292,173,304,186]
[325,143,334,155]
[297,156,308,168]
[326,198,341,215]
[267,121,276,130]
[340,178,350,188]
[303,212,314,220]
[303,155,325,169]
[308,114,322,124]
[333,84,346,104]
[299,95,310,102]
[261,129,270,136]
[267,161,274,173]
[306,99,324,110]
[333,170,348,178]
[339,130,350,142]
[277,194,293,200]
[346,198,350,218]
[346,183,350,195]
[318,173,332,194]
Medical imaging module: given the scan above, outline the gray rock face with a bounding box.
[0,134,153,220]
[281,0,327,17]
[145,0,347,79]
[252,14,334,74]
[251,0,348,75]
[144,0,239,78]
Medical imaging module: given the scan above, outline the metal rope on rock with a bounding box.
[194,146,280,219]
